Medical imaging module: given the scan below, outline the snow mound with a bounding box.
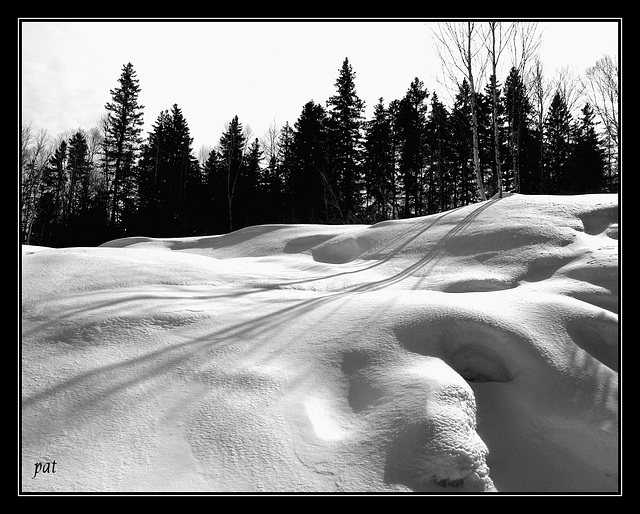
[21,194,619,493]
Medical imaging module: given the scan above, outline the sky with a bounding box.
[20,18,620,155]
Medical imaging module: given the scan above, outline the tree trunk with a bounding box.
[490,25,503,198]
[492,75,503,198]
[467,23,486,202]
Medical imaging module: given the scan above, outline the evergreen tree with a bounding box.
[237,138,264,228]
[218,115,246,232]
[488,74,507,196]
[396,78,429,217]
[504,66,532,193]
[543,91,572,193]
[261,147,284,224]
[33,140,67,246]
[63,131,97,245]
[170,104,202,235]
[476,86,495,195]
[570,103,606,193]
[292,101,331,223]
[426,93,452,213]
[136,104,200,236]
[326,58,365,222]
[450,80,478,206]
[363,98,395,221]
[202,147,226,233]
[104,62,144,230]
[137,109,172,221]
[277,122,296,222]
[66,131,92,219]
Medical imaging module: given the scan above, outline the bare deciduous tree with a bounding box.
[507,22,541,193]
[432,21,489,201]
[485,21,517,197]
[260,120,281,166]
[510,22,541,76]
[197,144,214,170]
[530,57,552,192]
[554,65,582,115]
[582,54,619,148]
[21,124,53,243]
[581,54,619,192]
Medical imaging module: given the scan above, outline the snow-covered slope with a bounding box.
[21,193,619,493]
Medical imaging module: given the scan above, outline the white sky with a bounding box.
[20,18,620,154]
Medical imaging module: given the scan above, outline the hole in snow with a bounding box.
[444,345,513,383]
[578,205,618,236]
[395,318,518,384]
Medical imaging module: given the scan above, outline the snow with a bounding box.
[20,193,619,494]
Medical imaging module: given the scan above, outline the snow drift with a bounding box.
[20,193,619,493]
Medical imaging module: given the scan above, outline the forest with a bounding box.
[20,23,620,248]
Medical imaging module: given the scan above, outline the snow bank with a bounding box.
[21,194,619,493]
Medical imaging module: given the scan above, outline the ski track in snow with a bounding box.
[20,194,619,493]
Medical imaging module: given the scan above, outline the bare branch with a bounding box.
[431,21,490,93]
[582,54,619,147]
[553,65,582,115]
[510,22,541,76]
[430,21,488,201]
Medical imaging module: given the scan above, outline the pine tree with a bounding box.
[326,58,365,222]
[104,62,144,229]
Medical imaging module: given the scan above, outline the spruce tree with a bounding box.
[450,80,478,206]
[104,62,144,229]
[363,98,395,221]
[488,74,507,196]
[33,140,67,246]
[396,78,429,216]
[426,93,452,212]
[277,122,296,221]
[543,91,572,193]
[476,86,494,195]
[219,115,246,232]
[202,148,226,233]
[326,58,365,222]
[292,101,331,223]
[570,103,606,193]
[505,67,530,193]
[66,131,92,219]
[136,104,199,236]
[237,138,264,228]
[137,109,172,222]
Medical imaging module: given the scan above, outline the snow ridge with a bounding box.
[21,194,619,493]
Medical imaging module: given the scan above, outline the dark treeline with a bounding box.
[21,55,619,247]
